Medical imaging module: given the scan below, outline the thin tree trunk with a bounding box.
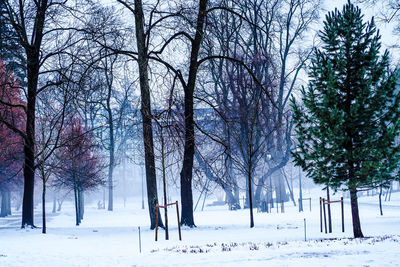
[106,85,114,211]
[161,130,169,240]
[327,187,332,233]
[74,187,80,226]
[52,194,56,214]
[42,182,46,234]
[107,156,114,211]
[350,188,364,238]
[133,0,163,230]
[248,171,254,228]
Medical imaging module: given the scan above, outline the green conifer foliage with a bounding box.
[292,1,400,238]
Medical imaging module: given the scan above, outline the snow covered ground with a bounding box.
[1,189,400,266]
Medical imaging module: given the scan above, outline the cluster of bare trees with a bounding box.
[0,0,340,230]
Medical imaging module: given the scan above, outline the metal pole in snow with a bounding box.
[304,218,307,241]
[138,226,141,253]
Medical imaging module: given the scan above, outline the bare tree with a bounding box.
[1,0,95,228]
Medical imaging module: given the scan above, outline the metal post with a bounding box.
[138,226,141,253]
[176,201,182,241]
[320,197,322,232]
[341,197,344,232]
[304,218,307,241]
[299,167,303,212]
[155,203,159,241]
[323,198,327,234]
[141,165,145,209]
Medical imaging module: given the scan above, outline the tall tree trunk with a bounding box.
[107,85,114,211]
[74,187,80,226]
[122,151,127,207]
[160,131,169,240]
[79,191,84,220]
[107,148,114,211]
[248,171,254,228]
[0,190,7,217]
[6,191,11,215]
[350,188,364,238]
[42,182,46,234]
[22,67,37,227]
[179,0,208,227]
[134,0,163,229]
[327,187,332,233]
[21,0,48,226]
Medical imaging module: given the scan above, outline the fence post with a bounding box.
[138,226,141,253]
[323,198,327,234]
[320,197,323,232]
[176,201,182,241]
[155,203,159,241]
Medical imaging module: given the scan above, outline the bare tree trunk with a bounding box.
[107,153,114,211]
[248,171,254,228]
[106,79,115,211]
[133,0,163,229]
[22,76,37,227]
[79,191,84,220]
[180,0,209,227]
[350,187,364,238]
[327,187,332,233]
[0,190,8,217]
[74,186,80,226]
[160,131,169,240]
[21,0,49,226]
[52,193,56,214]
[42,183,46,234]
[7,191,11,215]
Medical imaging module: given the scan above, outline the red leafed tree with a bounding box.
[54,117,104,225]
[0,59,25,217]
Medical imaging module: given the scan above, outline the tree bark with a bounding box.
[106,77,114,211]
[327,187,332,233]
[42,183,46,234]
[79,191,84,220]
[248,171,254,228]
[179,0,208,227]
[74,187,80,226]
[350,188,364,238]
[21,0,49,227]
[0,190,8,217]
[134,0,163,230]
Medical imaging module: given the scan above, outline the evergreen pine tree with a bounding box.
[291,1,400,238]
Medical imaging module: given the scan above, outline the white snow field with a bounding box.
[1,190,400,267]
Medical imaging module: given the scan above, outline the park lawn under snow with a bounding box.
[1,190,400,266]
